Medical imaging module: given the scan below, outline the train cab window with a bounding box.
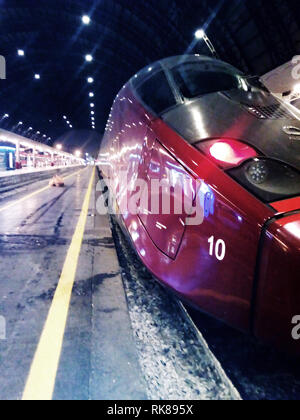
[135,71,176,115]
[172,63,240,99]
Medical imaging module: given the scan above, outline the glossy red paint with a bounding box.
[254,213,300,355]
[99,76,300,353]
[272,197,300,214]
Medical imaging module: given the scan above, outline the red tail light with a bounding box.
[195,139,258,169]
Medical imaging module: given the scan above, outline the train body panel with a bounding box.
[254,213,300,354]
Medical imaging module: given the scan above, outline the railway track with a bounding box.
[185,304,300,400]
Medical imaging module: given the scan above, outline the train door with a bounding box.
[138,128,198,259]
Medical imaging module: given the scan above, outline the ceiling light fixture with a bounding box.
[82,15,91,25]
[85,54,93,62]
[195,29,205,40]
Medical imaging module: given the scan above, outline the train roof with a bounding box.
[130,54,244,86]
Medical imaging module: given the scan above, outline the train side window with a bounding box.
[136,71,176,115]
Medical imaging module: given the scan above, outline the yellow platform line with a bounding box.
[0,167,86,214]
[22,167,95,401]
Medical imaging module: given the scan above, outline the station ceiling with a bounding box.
[0,0,299,149]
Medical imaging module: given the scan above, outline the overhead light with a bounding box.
[195,29,205,40]
[89,92,94,97]
[67,120,70,124]
[69,125,73,128]
[56,144,62,151]
[91,111,95,115]
[18,121,23,125]
[82,15,91,25]
[34,74,41,80]
[43,134,46,138]
[90,103,95,107]
[28,127,33,130]
[85,54,93,62]
[3,114,9,118]
[75,150,81,157]
[91,117,95,121]
[87,77,94,84]
[63,116,67,120]
[36,131,40,134]
[18,49,25,56]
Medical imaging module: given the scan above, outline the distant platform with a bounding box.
[0,164,83,178]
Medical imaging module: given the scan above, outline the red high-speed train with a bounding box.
[98,55,300,355]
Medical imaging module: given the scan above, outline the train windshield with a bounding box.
[172,63,240,99]
[291,98,300,110]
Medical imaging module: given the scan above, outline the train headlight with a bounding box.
[195,138,300,203]
[229,158,300,203]
[246,160,269,184]
[195,138,258,169]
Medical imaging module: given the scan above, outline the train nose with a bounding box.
[254,213,300,355]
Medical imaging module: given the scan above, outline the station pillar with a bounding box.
[15,140,20,169]
[33,147,36,168]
